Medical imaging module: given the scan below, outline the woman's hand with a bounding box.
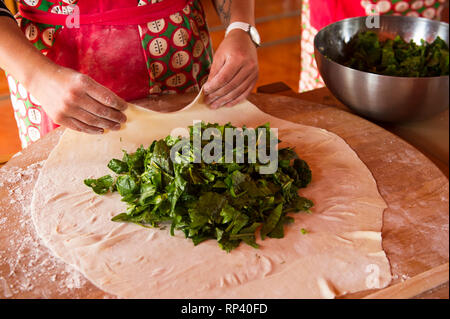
[30,65,128,134]
[203,29,258,109]
[0,17,127,134]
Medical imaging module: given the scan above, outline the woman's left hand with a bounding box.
[203,29,258,109]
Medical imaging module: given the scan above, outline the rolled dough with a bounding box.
[31,92,392,298]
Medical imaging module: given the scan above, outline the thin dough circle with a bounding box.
[31,93,391,298]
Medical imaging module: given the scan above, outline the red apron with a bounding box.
[309,0,365,31]
[9,0,212,145]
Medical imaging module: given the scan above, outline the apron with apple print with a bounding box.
[7,0,213,148]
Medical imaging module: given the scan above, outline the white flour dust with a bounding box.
[0,161,90,298]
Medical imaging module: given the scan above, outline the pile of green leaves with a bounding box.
[342,31,449,77]
[84,122,313,252]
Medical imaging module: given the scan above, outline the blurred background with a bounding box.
[0,0,302,163]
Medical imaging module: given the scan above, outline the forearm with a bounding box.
[212,0,255,26]
[0,17,57,91]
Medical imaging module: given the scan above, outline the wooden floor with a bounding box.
[0,0,301,162]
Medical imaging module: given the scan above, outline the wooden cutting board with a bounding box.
[0,93,448,298]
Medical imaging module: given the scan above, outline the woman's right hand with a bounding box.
[0,17,127,134]
[29,65,128,134]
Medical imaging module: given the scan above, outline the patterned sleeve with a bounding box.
[0,0,15,19]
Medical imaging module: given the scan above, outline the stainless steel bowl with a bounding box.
[314,16,449,123]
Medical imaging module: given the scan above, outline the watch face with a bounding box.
[249,26,261,46]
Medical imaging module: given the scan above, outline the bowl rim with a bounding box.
[313,15,450,81]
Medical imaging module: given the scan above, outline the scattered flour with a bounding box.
[391,273,412,283]
[401,274,411,282]
[0,161,101,298]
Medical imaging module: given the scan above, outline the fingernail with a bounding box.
[112,124,121,130]
[120,115,127,123]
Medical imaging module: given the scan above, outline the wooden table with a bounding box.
[0,87,448,299]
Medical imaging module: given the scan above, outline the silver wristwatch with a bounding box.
[225,22,261,47]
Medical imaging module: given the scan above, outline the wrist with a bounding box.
[25,59,59,95]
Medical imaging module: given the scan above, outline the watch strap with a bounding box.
[225,22,251,36]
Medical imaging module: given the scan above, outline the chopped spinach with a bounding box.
[343,31,449,77]
[84,175,114,195]
[84,122,313,252]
